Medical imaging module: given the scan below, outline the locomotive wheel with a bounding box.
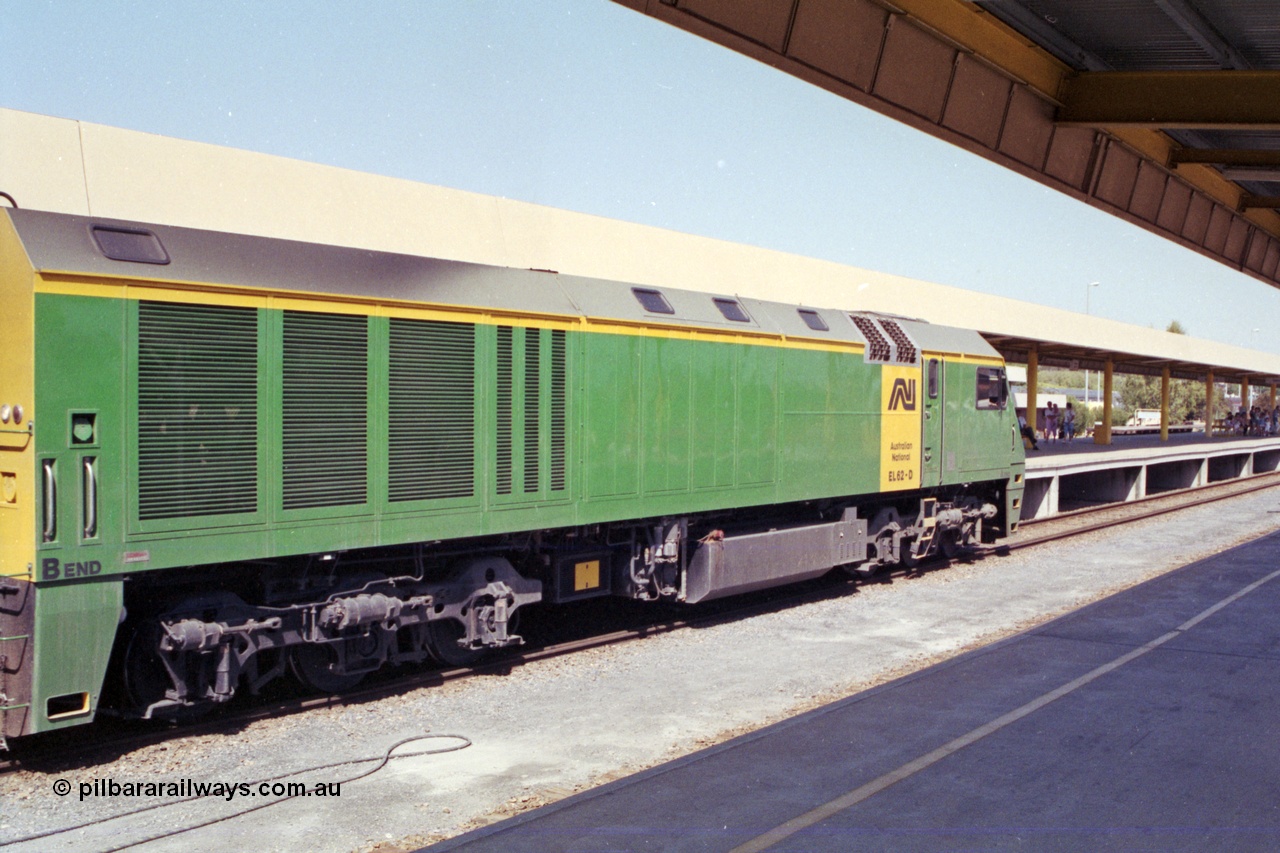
[120,621,210,720]
[898,539,920,570]
[425,606,520,667]
[288,642,367,694]
[940,529,963,560]
[121,621,170,714]
[425,617,489,667]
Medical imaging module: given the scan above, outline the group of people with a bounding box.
[1018,401,1078,451]
[1221,405,1280,436]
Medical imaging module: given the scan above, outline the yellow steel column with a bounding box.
[1095,360,1113,445]
[1206,371,1215,437]
[1026,346,1038,438]
[1272,384,1277,411]
[1242,376,1251,415]
[1160,366,1171,442]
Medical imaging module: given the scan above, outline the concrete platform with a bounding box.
[1022,432,1280,517]
[427,530,1280,852]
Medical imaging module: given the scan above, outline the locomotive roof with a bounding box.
[5,207,1000,360]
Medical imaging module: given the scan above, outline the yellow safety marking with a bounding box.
[574,560,600,592]
[0,216,35,581]
[880,363,923,492]
[934,353,1005,367]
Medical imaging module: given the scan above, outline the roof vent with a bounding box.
[91,225,170,265]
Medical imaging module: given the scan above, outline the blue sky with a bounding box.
[4,1,1278,353]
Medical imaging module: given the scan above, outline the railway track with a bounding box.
[6,470,1280,775]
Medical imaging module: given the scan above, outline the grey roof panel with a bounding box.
[554,275,793,337]
[7,208,583,318]
[897,318,1000,360]
[739,298,864,344]
[6,207,1009,358]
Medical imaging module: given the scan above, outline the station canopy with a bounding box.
[616,0,1280,290]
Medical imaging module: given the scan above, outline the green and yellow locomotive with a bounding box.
[0,208,1024,744]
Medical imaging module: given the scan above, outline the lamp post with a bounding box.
[1085,281,1099,404]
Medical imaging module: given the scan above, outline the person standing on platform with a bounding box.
[1045,401,1059,444]
[1063,401,1076,442]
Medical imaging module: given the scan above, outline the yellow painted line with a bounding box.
[729,566,1280,853]
[37,272,1005,363]
[34,272,886,357]
[927,352,1005,367]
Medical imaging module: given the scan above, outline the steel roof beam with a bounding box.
[1059,71,1280,130]
[1169,149,1280,167]
[1239,196,1280,211]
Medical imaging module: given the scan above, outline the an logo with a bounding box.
[888,378,917,411]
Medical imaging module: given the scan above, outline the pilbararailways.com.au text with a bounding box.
[53,778,341,801]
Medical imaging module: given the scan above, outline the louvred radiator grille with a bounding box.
[282,311,368,509]
[388,318,477,501]
[550,329,566,492]
[137,302,258,519]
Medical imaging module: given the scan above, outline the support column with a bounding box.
[1242,376,1251,416]
[1271,384,1277,410]
[1026,346,1038,437]
[1206,371,1215,437]
[1094,360,1113,444]
[1160,366,1171,442]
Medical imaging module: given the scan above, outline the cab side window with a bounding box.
[975,367,1007,410]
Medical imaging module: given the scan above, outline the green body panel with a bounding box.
[30,580,123,730]
[29,294,128,730]
[34,294,127,575]
[777,347,879,502]
[31,294,1023,579]
[940,360,1023,481]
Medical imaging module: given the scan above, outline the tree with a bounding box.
[1115,321,1213,423]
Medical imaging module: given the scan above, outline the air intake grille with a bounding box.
[524,331,541,493]
[495,326,514,496]
[549,330,567,492]
[137,302,258,519]
[282,311,368,509]
[493,327,568,497]
[879,319,918,364]
[388,318,477,501]
[850,315,892,361]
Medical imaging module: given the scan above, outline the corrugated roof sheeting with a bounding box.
[1200,0,1280,67]
[985,0,1225,70]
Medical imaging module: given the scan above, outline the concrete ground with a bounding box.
[2,486,1279,853]
[1028,430,1279,459]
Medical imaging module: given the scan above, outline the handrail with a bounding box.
[83,458,97,539]
[42,460,55,543]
